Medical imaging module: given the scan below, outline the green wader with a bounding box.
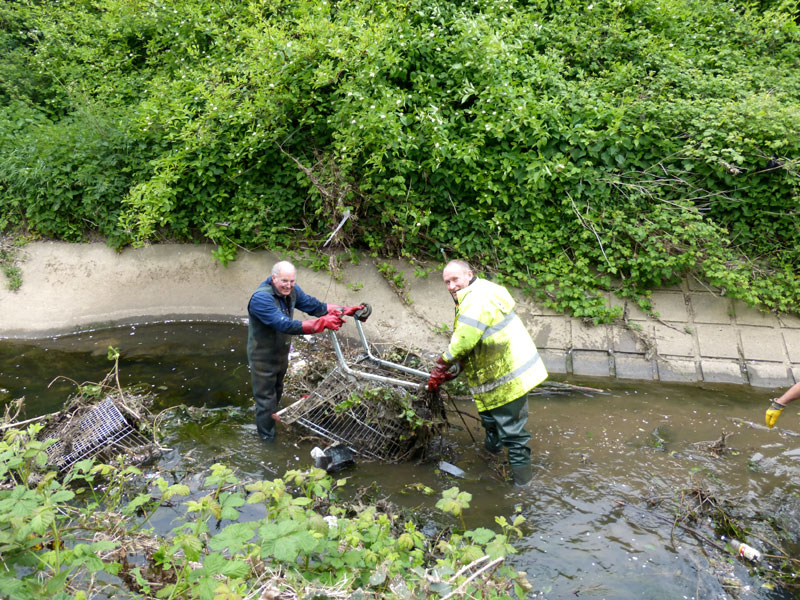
[247,284,295,440]
[478,394,533,485]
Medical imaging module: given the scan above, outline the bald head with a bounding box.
[272,261,296,277]
[271,261,297,296]
[445,259,472,273]
[443,260,474,300]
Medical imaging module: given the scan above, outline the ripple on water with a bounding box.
[1,322,798,599]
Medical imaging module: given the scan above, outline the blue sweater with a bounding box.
[247,277,328,335]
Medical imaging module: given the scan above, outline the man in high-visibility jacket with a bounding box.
[427,260,548,486]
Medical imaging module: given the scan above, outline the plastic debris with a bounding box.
[438,460,465,478]
[312,444,356,473]
[730,539,762,562]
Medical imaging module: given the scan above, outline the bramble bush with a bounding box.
[1,0,799,319]
[0,424,531,599]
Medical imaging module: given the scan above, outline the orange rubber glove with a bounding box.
[302,314,344,334]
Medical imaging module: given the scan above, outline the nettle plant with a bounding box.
[0,425,533,599]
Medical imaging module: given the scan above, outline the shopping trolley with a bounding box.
[275,309,443,462]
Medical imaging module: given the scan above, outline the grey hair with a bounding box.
[271,260,296,277]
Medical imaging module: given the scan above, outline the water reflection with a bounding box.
[1,322,798,599]
[0,322,253,415]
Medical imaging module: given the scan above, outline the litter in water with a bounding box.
[276,317,447,463]
[311,444,356,473]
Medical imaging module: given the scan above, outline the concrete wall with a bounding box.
[1,242,797,389]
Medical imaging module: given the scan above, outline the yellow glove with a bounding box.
[765,400,784,429]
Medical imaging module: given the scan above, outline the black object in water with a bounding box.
[313,444,356,473]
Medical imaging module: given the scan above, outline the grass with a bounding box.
[0,235,24,291]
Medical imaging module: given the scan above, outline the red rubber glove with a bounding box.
[327,304,365,316]
[342,304,365,316]
[427,356,456,392]
[302,314,344,334]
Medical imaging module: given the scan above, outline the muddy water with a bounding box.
[1,322,799,599]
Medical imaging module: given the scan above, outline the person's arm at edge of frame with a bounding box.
[775,381,800,406]
[765,380,800,429]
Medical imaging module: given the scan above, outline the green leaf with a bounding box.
[43,569,69,596]
[0,486,40,517]
[0,574,35,600]
[294,530,319,553]
[209,522,258,553]
[221,559,250,579]
[197,552,227,576]
[82,555,105,572]
[266,535,299,562]
[122,493,152,516]
[49,490,75,503]
[30,509,55,535]
[219,492,245,521]
[163,484,190,501]
[180,535,203,562]
[258,519,300,542]
[465,527,495,545]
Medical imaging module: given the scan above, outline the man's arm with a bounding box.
[443,295,485,362]
[428,299,482,392]
[765,380,800,429]
[249,292,305,334]
[293,285,328,317]
[775,381,800,406]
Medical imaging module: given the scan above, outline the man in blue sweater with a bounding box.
[247,260,363,440]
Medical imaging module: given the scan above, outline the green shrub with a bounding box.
[0,425,531,599]
[1,0,799,318]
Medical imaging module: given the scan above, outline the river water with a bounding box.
[1,321,798,599]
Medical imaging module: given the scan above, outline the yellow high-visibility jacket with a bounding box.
[443,278,547,412]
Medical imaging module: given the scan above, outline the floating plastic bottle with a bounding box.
[730,539,761,562]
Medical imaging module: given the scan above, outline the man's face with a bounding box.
[272,268,296,296]
[443,265,473,301]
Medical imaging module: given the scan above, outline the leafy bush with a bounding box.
[1,0,799,319]
[0,425,531,599]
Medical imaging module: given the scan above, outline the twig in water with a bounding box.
[442,388,476,443]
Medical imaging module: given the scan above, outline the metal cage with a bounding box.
[276,319,434,461]
[44,397,151,470]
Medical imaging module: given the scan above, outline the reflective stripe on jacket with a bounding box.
[443,278,547,412]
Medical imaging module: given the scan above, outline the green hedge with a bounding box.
[1,0,799,319]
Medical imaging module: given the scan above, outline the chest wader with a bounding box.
[479,394,532,486]
[247,285,295,440]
